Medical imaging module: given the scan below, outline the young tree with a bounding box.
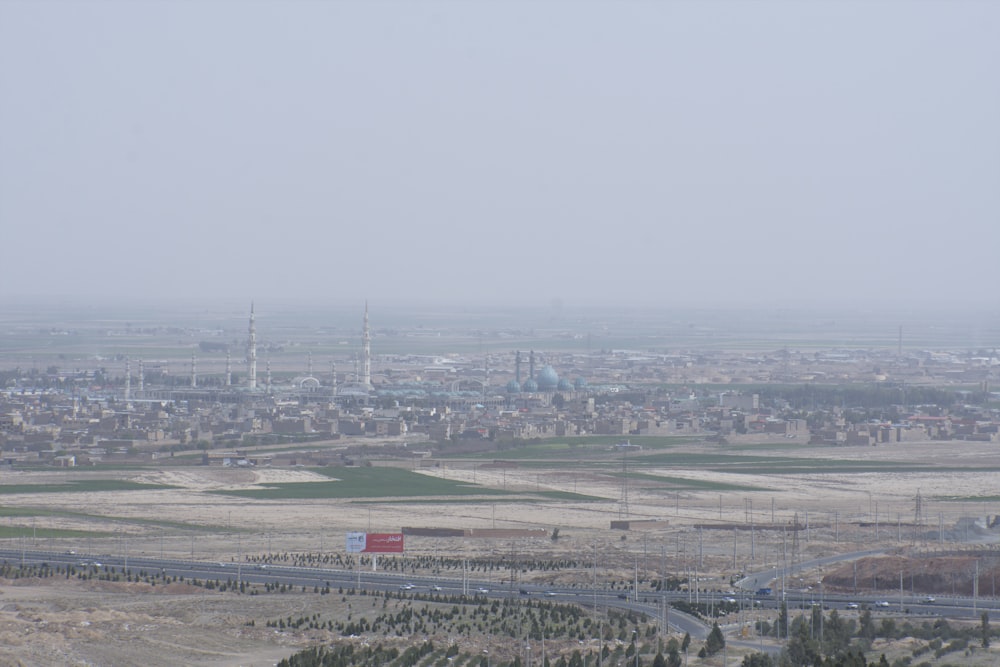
[705,622,725,656]
[775,602,789,638]
[858,608,875,642]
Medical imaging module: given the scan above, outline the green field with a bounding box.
[212,466,511,500]
[0,480,178,495]
[0,527,113,539]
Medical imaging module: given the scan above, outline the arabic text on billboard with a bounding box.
[364,533,404,553]
[344,532,404,554]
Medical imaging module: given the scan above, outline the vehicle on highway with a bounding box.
[846,602,859,610]
[399,583,414,590]
[544,591,557,597]
[875,600,890,608]
[519,589,530,595]
[429,585,442,592]
[617,593,628,600]
[922,596,936,604]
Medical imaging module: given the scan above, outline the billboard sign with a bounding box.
[345,531,404,554]
[346,531,366,553]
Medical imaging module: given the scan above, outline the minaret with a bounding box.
[515,351,522,384]
[307,351,313,377]
[362,301,371,388]
[191,354,197,388]
[266,358,272,393]
[124,357,131,406]
[248,302,258,390]
[529,350,536,381]
[331,361,337,396]
[483,354,489,401]
[138,359,144,395]
[225,351,232,387]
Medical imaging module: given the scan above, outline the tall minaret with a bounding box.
[225,351,232,387]
[529,350,536,381]
[362,301,371,388]
[266,358,272,393]
[248,302,257,390]
[307,351,313,377]
[124,357,131,406]
[483,354,489,401]
[515,350,522,384]
[138,359,144,395]
[331,361,337,396]
[191,354,197,388]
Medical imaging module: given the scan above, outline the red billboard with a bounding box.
[362,533,404,553]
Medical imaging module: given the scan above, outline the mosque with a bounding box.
[505,350,585,395]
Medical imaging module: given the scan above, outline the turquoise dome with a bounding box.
[536,366,559,390]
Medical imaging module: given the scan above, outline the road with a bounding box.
[5,547,996,653]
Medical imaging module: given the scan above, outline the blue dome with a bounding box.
[574,377,588,390]
[505,380,521,394]
[557,378,573,391]
[522,379,539,392]
[536,366,559,390]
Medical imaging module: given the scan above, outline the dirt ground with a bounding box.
[3,439,1000,664]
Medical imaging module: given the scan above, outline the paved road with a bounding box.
[7,547,997,655]
[0,548,712,637]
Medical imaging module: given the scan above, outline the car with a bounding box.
[617,593,628,600]
[845,602,859,610]
[475,587,489,594]
[875,600,890,608]
[922,596,936,604]
[399,583,415,590]
[519,589,530,596]
[429,585,442,592]
[723,597,737,604]
[544,591,557,597]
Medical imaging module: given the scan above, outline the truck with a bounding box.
[755,587,773,596]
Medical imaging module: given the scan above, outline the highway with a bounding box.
[0,548,710,639]
[4,547,997,652]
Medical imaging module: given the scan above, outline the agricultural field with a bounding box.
[1,435,1000,664]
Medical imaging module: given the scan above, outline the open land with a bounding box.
[3,435,1000,665]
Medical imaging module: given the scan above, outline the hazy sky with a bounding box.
[1,1,997,309]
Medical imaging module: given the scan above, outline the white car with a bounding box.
[845,602,859,610]
[476,587,489,594]
[429,585,442,592]
[399,583,415,590]
[875,600,890,608]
